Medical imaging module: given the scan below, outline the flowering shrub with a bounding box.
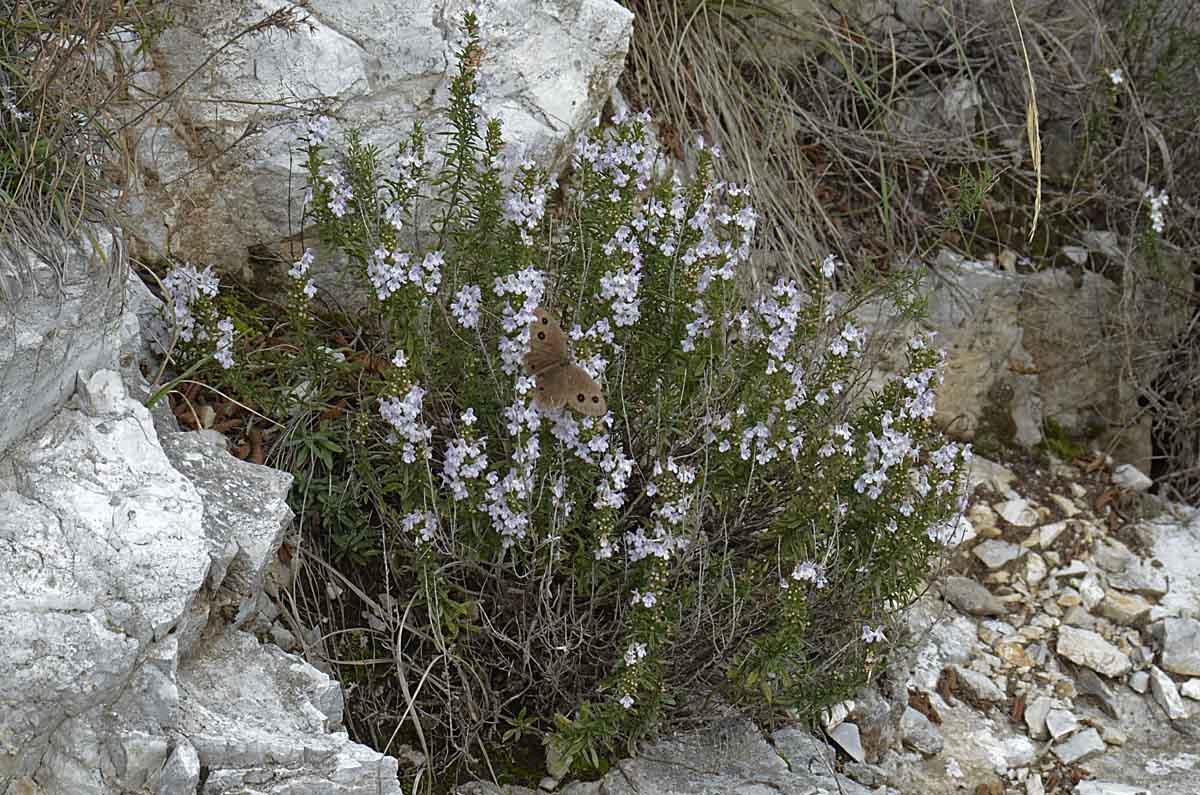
[157,14,971,783]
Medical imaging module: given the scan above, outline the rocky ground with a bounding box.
[431,449,1200,795]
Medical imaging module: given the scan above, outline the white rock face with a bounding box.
[112,0,634,270]
[1,260,400,791]
[0,370,210,768]
[0,224,127,455]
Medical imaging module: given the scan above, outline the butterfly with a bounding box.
[523,307,607,416]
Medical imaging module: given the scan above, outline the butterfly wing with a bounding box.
[535,362,607,416]
[524,307,569,374]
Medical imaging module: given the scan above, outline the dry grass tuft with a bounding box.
[621,0,1200,500]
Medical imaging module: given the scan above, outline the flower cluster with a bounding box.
[161,263,220,343]
[368,249,444,301]
[451,284,482,328]
[379,383,433,464]
[288,248,318,299]
[442,432,488,501]
[150,262,235,369]
[213,317,235,369]
[1145,186,1169,234]
[401,510,439,544]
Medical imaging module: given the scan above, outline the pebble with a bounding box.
[1045,708,1079,740]
[1128,670,1149,694]
[996,497,1039,527]
[974,539,1022,570]
[1180,679,1200,700]
[939,576,1006,616]
[1112,463,1153,492]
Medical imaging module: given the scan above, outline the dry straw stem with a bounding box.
[1008,0,1042,242]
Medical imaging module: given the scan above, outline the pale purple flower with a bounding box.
[862,624,886,644]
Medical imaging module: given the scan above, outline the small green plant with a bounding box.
[1038,417,1087,462]
[152,13,971,786]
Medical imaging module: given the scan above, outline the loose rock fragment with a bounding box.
[1056,626,1132,678]
[1148,665,1190,721]
[1052,727,1106,764]
[1155,618,1200,676]
[940,576,1006,616]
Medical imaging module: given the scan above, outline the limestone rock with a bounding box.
[111,0,635,273]
[997,497,1040,527]
[1024,696,1053,739]
[178,629,400,790]
[1073,783,1151,795]
[1039,520,1069,547]
[1101,590,1151,627]
[1112,464,1153,492]
[1180,679,1200,700]
[1129,670,1150,694]
[951,665,1007,704]
[1155,618,1200,676]
[1052,727,1106,764]
[1108,560,1168,598]
[1045,708,1079,740]
[940,576,1006,616]
[1148,666,1190,721]
[1148,511,1200,616]
[0,364,396,792]
[1025,553,1048,586]
[830,722,866,763]
[1079,574,1105,610]
[1056,626,1132,678]
[974,539,1022,569]
[0,224,126,456]
[900,706,943,756]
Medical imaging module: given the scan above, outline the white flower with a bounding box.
[401,510,438,543]
[630,589,658,608]
[791,560,828,589]
[1108,68,1124,86]
[820,254,838,279]
[619,694,635,709]
[213,316,235,369]
[1144,187,1169,234]
[289,248,315,279]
